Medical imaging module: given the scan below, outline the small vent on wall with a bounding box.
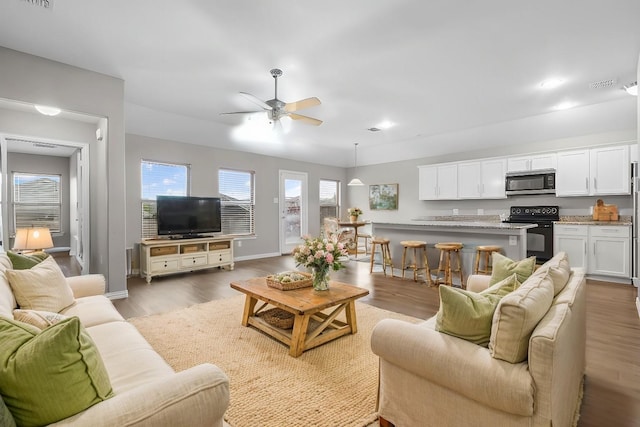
[588,78,617,89]
[19,0,54,9]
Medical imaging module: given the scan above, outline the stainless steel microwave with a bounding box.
[505,169,556,196]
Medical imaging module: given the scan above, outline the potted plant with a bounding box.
[348,207,363,222]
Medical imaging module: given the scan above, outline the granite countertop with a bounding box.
[556,215,632,226]
[377,220,537,230]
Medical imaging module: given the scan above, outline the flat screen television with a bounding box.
[156,195,222,237]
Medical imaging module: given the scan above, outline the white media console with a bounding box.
[140,235,234,283]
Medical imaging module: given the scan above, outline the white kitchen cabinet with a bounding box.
[507,153,557,172]
[418,163,458,200]
[588,225,631,279]
[556,146,630,196]
[554,224,631,280]
[554,224,588,271]
[457,158,507,199]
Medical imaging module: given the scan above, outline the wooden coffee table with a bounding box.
[230,277,369,357]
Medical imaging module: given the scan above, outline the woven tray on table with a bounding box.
[258,307,295,329]
[266,271,313,290]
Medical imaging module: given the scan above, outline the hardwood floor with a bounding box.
[112,255,640,426]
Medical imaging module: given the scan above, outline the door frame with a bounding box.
[278,170,308,254]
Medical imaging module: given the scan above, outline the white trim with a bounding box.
[636,297,640,319]
[234,252,281,262]
[106,290,129,300]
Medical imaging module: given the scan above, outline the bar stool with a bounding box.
[400,240,432,284]
[369,237,393,276]
[474,245,502,275]
[434,242,464,287]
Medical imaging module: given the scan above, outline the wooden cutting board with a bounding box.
[593,199,619,221]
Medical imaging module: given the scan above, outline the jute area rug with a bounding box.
[129,294,419,427]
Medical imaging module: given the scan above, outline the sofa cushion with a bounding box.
[0,396,16,427]
[6,251,49,270]
[0,254,16,318]
[435,274,520,346]
[13,309,68,330]
[62,295,125,327]
[5,256,75,313]
[0,316,113,426]
[530,251,571,296]
[489,272,555,363]
[489,253,537,286]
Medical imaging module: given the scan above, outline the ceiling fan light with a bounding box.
[34,105,61,116]
[624,82,638,96]
[348,178,364,186]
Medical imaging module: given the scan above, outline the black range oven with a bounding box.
[504,206,559,262]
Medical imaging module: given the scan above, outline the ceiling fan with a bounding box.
[221,68,323,126]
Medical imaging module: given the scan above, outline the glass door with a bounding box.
[279,170,308,254]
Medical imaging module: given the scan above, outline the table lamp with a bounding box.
[13,227,54,252]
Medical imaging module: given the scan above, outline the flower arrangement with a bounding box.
[292,235,349,290]
[348,207,363,217]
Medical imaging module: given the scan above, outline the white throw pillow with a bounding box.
[13,309,69,330]
[5,257,75,313]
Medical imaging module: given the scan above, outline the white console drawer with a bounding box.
[180,254,208,268]
[151,259,180,272]
[209,250,232,265]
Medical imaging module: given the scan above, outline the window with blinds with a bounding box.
[13,173,62,233]
[319,179,340,225]
[141,160,189,238]
[219,168,255,236]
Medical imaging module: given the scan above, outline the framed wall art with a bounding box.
[369,184,398,210]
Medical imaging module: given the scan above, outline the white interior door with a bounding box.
[279,170,308,254]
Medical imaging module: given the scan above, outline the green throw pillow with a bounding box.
[0,316,113,426]
[489,253,536,286]
[6,251,50,270]
[435,274,520,346]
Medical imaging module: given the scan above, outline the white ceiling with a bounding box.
[0,1,638,166]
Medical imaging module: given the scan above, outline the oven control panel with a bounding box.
[510,205,559,218]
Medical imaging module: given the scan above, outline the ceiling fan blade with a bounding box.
[284,97,321,112]
[239,92,272,110]
[289,113,323,126]
[220,110,264,115]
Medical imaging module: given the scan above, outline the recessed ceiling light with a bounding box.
[624,82,638,96]
[376,120,395,130]
[539,78,564,89]
[553,101,576,111]
[34,105,61,116]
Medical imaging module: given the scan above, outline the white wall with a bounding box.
[125,134,347,266]
[0,47,126,295]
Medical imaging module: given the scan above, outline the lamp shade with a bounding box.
[13,228,54,251]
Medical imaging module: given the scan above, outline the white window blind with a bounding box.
[141,160,189,238]
[13,172,61,233]
[319,179,340,225]
[219,168,255,236]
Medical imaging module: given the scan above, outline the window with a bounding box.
[319,179,340,225]
[218,168,255,236]
[13,172,62,233]
[140,160,189,238]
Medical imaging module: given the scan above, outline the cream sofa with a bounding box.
[371,255,586,427]
[0,253,230,426]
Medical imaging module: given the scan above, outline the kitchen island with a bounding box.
[372,220,537,280]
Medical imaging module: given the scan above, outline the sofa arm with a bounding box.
[371,319,534,416]
[466,274,491,292]
[50,364,230,427]
[66,274,106,298]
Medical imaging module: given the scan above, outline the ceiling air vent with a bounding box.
[588,78,617,89]
[19,0,54,10]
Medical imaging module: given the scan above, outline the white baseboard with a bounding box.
[636,297,640,319]
[234,252,281,262]
[106,290,128,300]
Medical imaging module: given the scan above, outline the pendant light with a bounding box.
[348,142,364,186]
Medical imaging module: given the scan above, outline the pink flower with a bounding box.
[325,253,334,263]
[326,243,334,252]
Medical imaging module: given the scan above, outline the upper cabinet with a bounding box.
[418,164,458,200]
[457,158,507,199]
[506,153,557,172]
[556,146,630,197]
